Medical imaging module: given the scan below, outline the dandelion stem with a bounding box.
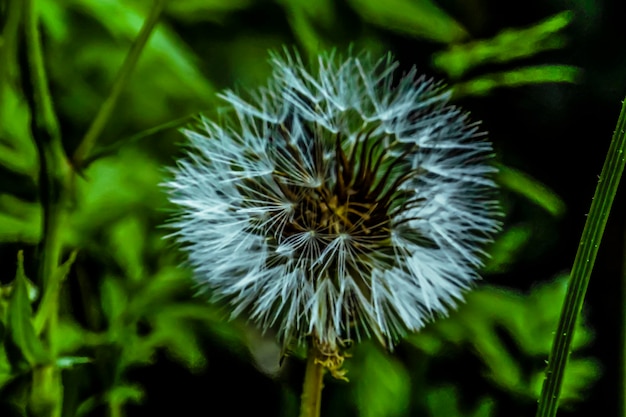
[299,345,325,417]
[72,0,166,170]
[536,97,626,417]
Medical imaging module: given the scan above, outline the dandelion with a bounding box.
[165,50,501,360]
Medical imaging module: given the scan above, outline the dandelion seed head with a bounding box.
[164,50,501,350]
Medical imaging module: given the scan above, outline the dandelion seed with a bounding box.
[164,50,501,353]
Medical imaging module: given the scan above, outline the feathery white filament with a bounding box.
[164,50,501,350]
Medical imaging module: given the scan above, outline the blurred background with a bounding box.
[1,0,625,416]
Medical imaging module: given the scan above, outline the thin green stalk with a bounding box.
[81,112,197,169]
[22,1,166,415]
[72,3,165,414]
[72,0,166,170]
[299,345,325,417]
[22,0,71,415]
[109,400,122,417]
[536,97,626,417]
[23,0,70,351]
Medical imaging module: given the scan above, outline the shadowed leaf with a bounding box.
[5,252,49,370]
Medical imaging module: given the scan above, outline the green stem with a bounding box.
[21,1,166,416]
[22,0,71,415]
[24,0,69,352]
[81,112,197,169]
[109,400,122,417]
[536,97,626,417]
[299,345,325,417]
[72,0,166,170]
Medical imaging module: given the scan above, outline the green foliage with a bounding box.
[346,0,469,43]
[452,65,580,98]
[483,224,533,273]
[427,386,494,417]
[496,164,566,218]
[405,278,599,412]
[430,11,579,97]
[0,0,604,416]
[2,253,49,383]
[425,278,597,401]
[434,12,572,79]
[327,275,600,416]
[0,195,41,244]
[278,0,337,53]
[0,2,41,245]
[349,344,411,417]
[0,85,37,180]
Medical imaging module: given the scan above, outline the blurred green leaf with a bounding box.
[408,277,599,403]
[122,266,246,370]
[483,224,533,273]
[0,195,41,244]
[452,65,580,98]
[125,267,190,317]
[165,0,253,22]
[34,251,78,335]
[66,149,165,246]
[351,343,410,417]
[39,0,71,41]
[55,319,103,355]
[76,384,144,417]
[43,0,214,136]
[496,163,567,217]
[531,357,600,404]
[147,313,206,371]
[277,0,336,53]
[427,386,495,417]
[106,384,144,405]
[515,275,594,353]
[0,1,38,184]
[5,253,49,369]
[436,291,525,391]
[434,11,572,79]
[347,0,468,43]
[163,302,248,352]
[0,82,41,246]
[100,278,128,327]
[0,357,13,389]
[0,85,38,180]
[109,216,146,283]
[0,315,13,389]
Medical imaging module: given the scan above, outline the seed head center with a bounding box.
[288,184,386,243]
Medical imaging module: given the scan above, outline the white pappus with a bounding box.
[164,50,501,352]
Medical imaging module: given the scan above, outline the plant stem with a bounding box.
[72,0,166,170]
[24,0,69,354]
[81,112,196,168]
[22,0,72,415]
[109,399,122,417]
[536,97,626,417]
[299,344,325,417]
[22,1,166,415]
